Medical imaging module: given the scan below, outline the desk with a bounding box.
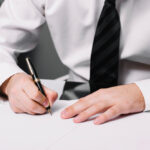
[0,79,150,150]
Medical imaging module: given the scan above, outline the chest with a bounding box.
[45,0,150,63]
[119,0,150,62]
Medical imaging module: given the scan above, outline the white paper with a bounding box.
[1,100,150,150]
[0,100,78,150]
[49,112,150,150]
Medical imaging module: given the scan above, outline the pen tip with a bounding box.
[47,109,52,115]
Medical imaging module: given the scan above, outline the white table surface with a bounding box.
[0,79,150,150]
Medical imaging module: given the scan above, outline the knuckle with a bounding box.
[80,111,88,117]
[110,107,118,115]
[102,113,108,121]
[66,106,76,115]
[94,103,101,110]
[111,106,120,115]
[66,107,73,112]
[10,88,18,95]
[30,103,37,111]
[32,90,40,100]
[79,98,86,103]
[121,104,129,114]
[94,102,107,112]
[99,89,111,100]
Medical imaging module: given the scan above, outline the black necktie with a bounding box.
[90,0,121,92]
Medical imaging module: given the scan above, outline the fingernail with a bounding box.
[43,99,49,107]
[94,119,100,125]
[73,117,81,123]
[61,110,68,118]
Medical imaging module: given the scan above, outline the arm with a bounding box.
[0,0,45,86]
[61,83,146,125]
[0,0,57,114]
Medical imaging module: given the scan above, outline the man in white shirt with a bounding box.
[0,0,149,125]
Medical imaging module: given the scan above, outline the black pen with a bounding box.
[25,57,52,115]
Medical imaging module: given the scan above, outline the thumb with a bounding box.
[43,85,58,106]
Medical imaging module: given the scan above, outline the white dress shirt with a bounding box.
[0,0,150,111]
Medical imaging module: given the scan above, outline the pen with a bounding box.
[25,57,52,115]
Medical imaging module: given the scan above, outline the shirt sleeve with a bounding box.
[135,79,150,112]
[0,0,46,86]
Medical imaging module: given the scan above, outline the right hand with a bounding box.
[0,73,58,115]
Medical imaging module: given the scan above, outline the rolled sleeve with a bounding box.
[135,79,150,112]
[0,62,24,86]
[0,0,46,86]
[0,46,25,86]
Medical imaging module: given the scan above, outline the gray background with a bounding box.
[0,0,68,79]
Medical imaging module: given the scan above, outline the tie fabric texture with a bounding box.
[90,0,121,93]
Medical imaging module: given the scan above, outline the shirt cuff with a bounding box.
[135,79,150,112]
[0,62,25,87]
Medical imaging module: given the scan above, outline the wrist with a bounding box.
[132,83,145,112]
[0,76,12,96]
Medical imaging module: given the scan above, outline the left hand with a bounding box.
[61,83,145,125]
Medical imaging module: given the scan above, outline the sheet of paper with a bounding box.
[49,112,150,150]
[0,100,78,150]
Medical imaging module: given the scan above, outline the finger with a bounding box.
[73,101,109,123]
[9,101,24,114]
[94,106,121,125]
[61,97,94,119]
[14,98,37,115]
[14,104,36,115]
[10,93,40,115]
[18,91,46,114]
[23,80,49,108]
[9,95,29,114]
[43,86,58,106]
